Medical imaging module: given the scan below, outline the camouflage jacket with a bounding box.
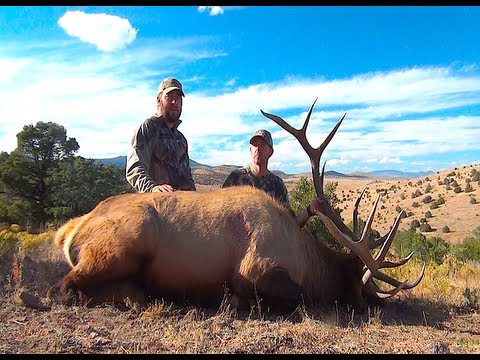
[126,115,196,193]
[222,165,293,214]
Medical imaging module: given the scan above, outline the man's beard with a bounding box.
[161,107,181,125]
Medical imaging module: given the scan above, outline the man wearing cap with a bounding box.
[222,129,314,228]
[126,77,196,193]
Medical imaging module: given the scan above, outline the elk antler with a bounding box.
[261,99,425,298]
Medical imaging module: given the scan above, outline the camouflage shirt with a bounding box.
[126,115,196,193]
[222,165,293,214]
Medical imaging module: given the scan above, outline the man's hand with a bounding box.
[152,184,175,193]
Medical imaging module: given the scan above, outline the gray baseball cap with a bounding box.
[158,77,185,97]
[250,129,273,149]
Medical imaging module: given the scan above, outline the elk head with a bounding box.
[261,99,425,302]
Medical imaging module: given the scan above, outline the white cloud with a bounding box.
[0,31,479,174]
[198,6,224,16]
[58,11,137,52]
[0,59,30,83]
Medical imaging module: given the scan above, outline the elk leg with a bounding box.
[254,267,305,312]
[79,278,148,308]
[53,269,147,307]
[54,243,147,303]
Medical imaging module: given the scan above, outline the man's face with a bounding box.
[249,137,273,166]
[158,89,183,126]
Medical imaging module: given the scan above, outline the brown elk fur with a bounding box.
[52,185,367,311]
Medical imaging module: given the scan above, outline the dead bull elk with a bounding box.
[52,99,425,311]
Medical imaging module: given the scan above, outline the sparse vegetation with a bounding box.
[412,189,422,198]
[465,182,473,193]
[419,222,433,232]
[410,219,420,229]
[422,195,432,204]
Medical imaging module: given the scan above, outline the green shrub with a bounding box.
[411,190,422,199]
[430,202,439,209]
[470,197,477,204]
[425,236,450,264]
[10,224,22,233]
[465,182,473,193]
[442,225,450,233]
[289,177,344,251]
[422,195,432,204]
[451,237,480,262]
[0,229,20,254]
[425,211,432,218]
[392,229,449,265]
[463,288,479,310]
[410,219,420,229]
[419,223,433,232]
[454,186,462,193]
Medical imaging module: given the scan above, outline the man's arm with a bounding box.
[125,125,157,193]
[184,141,196,191]
[221,171,239,188]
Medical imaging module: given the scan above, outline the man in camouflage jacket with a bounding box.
[222,129,315,228]
[126,77,196,193]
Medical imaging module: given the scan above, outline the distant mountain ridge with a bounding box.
[94,155,434,179]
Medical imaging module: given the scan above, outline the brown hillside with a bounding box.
[193,163,480,244]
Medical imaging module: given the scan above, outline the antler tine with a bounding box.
[352,187,367,238]
[359,193,382,248]
[362,209,405,283]
[316,210,378,270]
[313,112,347,197]
[319,161,327,197]
[378,251,414,268]
[261,99,346,198]
[361,252,414,284]
[364,278,406,299]
[261,100,354,239]
[368,263,426,290]
[370,233,389,250]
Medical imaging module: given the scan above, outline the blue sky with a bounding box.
[1,6,479,175]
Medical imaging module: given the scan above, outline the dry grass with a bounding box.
[0,230,479,353]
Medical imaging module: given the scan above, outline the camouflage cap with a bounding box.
[158,77,185,97]
[250,129,273,149]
